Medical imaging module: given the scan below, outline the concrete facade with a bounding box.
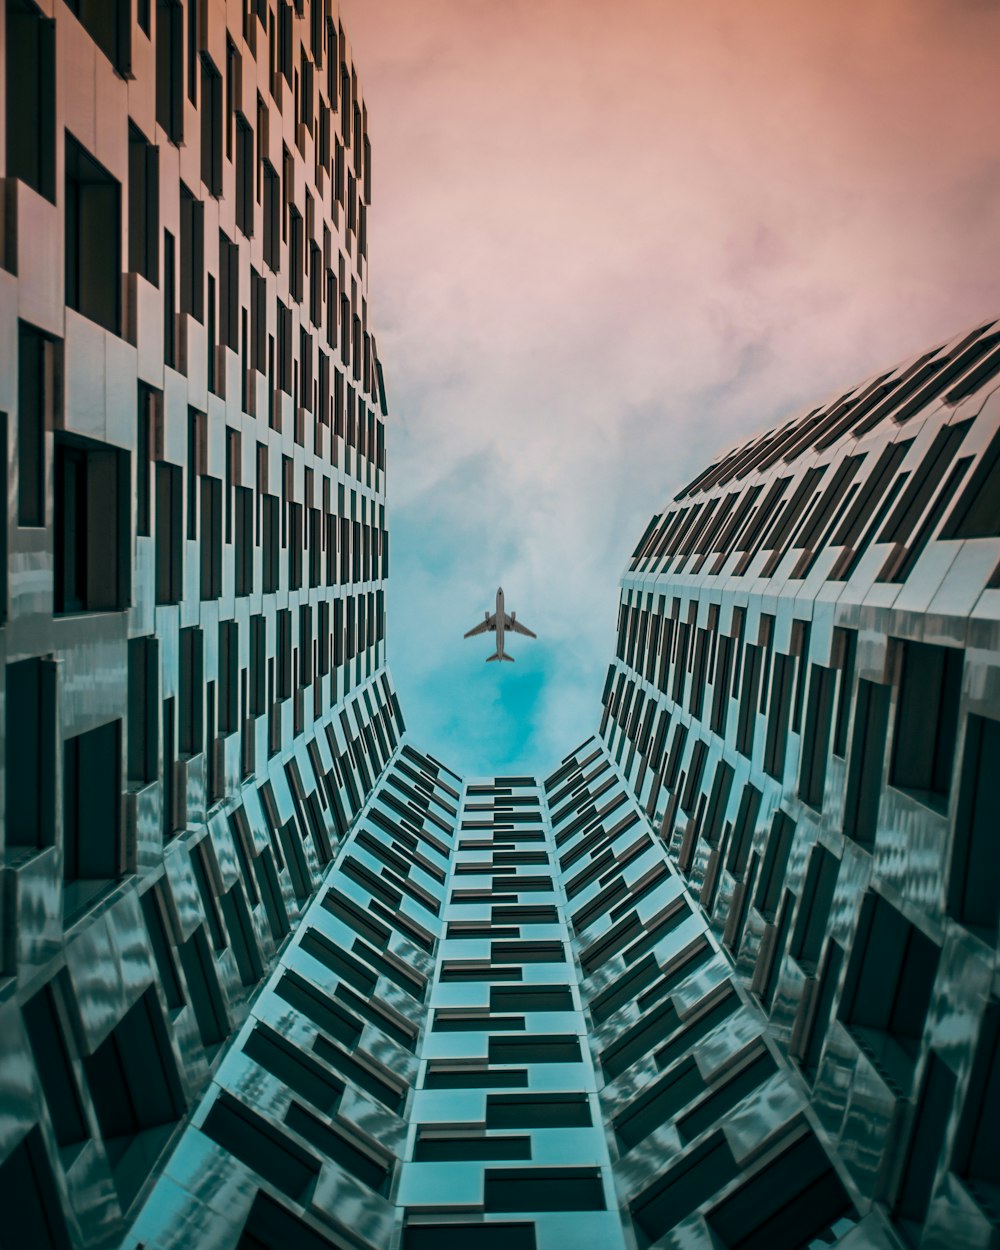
[0,2,393,1246]
[603,313,1000,1248]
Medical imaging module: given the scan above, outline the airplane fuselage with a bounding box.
[495,587,505,659]
[463,586,534,660]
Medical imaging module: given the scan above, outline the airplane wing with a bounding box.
[464,615,496,638]
[505,614,536,639]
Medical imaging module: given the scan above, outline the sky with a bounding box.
[340,0,1000,780]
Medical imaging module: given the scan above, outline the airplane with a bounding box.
[464,587,536,662]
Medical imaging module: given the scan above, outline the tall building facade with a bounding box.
[2,3,1000,1250]
[600,313,1000,1250]
[0,2,395,1247]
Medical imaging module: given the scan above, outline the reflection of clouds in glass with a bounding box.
[345,0,1000,776]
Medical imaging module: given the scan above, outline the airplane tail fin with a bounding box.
[486,653,515,663]
[503,654,515,662]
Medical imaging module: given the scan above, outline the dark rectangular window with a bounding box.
[200,55,223,196]
[829,442,913,581]
[876,421,972,577]
[218,620,238,734]
[726,783,761,878]
[250,615,266,716]
[5,658,56,848]
[243,1020,345,1119]
[0,1130,73,1248]
[82,993,183,1213]
[179,924,228,1046]
[178,627,204,755]
[486,1093,590,1129]
[17,322,57,527]
[615,1057,704,1151]
[843,679,890,846]
[799,663,836,808]
[186,0,198,101]
[601,998,680,1079]
[710,633,732,735]
[754,811,794,922]
[162,696,176,836]
[800,941,843,1081]
[200,476,222,599]
[953,1000,1000,1205]
[251,267,267,372]
[179,183,204,321]
[948,714,1000,939]
[263,161,280,271]
[63,720,122,917]
[65,133,121,334]
[891,640,963,807]
[289,208,304,303]
[840,892,939,1090]
[895,1054,958,1228]
[69,0,129,70]
[763,652,795,781]
[127,636,158,784]
[262,494,279,592]
[187,408,200,539]
[236,486,254,595]
[236,114,254,237]
[791,844,838,972]
[326,269,337,349]
[225,37,239,156]
[488,1035,580,1065]
[219,230,239,350]
[285,1101,389,1191]
[736,643,762,758]
[705,1131,851,1250]
[128,123,159,283]
[310,243,322,327]
[944,423,1000,538]
[163,229,176,367]
[318,350,330,427]
[414,1131,530,1163]
[277,0,293,83]
[6,0,55,201]
[224,434,239,543]
[403,1225,535,1250]
[832,627,857,757]
[155,461,183,603]
[203,1089,322,1202]
[155,0,184,142]
[677,1048,777,1145]
[483,1168,604,1214]
[141,885,184,1010]
[299,328,313,412]
[22,980,89,1148]
[277,299,292,393]
[206,273,217,392]
[54,434,128,613]
[277,609,292,699]
[632,1132,739,1243]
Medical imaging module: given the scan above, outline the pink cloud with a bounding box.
[341,0,1000,774]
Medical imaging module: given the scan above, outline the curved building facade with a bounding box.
[0,2,394,1246]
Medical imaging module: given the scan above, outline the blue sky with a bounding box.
[342,0,1000,779]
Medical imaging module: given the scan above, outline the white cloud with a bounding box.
[344,0,1000,776]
